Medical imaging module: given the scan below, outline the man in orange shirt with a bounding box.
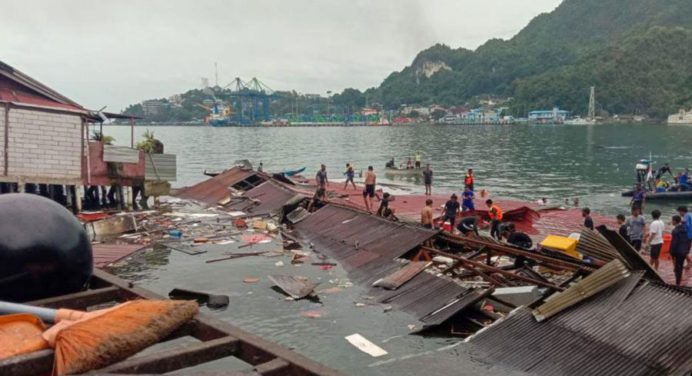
[486,199,503,240]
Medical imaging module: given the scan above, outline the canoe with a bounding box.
[282,167,305,177]
[621,190,692,200]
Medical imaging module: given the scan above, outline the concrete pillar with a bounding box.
[75,185,82,212]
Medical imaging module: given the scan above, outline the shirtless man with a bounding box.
[363,166,377,213]
[421,199,434,229]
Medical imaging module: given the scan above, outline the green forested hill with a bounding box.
[372,0,692,118]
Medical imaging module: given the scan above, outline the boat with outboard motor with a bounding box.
[620,159,692,200]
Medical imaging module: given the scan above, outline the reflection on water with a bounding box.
[105,123,692,215]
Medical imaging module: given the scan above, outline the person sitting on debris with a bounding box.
[457,215,479,236]
[382,207,399,222]
[307,187,327,212]
[582,207,594,230]
[377,192,394,217]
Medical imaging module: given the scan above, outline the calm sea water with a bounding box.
[105,123,691,375]
[106,123,692,215]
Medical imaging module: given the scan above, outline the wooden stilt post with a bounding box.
[75,185,83,212]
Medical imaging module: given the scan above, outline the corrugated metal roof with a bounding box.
[226,180,298,216]
[174,167,262,205]
[469,274,692,375]
[145,153,177,181]
[0,61,85,112]
[104,145,140,164]
[293,205,487,325]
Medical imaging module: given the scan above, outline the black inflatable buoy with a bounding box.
[0,193,93,301]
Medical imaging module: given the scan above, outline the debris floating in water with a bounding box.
[345,333,388,357]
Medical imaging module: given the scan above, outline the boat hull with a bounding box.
[621,190,692,200]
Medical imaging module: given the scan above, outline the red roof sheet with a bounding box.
[174,167,261,205]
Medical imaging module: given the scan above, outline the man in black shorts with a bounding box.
[363,166,377,213]
[423,164,433,196]
[441,194,461,232]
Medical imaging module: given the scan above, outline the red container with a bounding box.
[661,233,672,260]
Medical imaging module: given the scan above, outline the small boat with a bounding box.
[620,159,692,200]
[203,169,220,177]
[384,166,423,176]
[621,190,692,200]
[282,167,306,177]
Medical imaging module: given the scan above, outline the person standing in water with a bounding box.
[423,164,433,196]
[344,163,356,190]
[363,166,377,213]
[316,164,329,189]
[465,169,475,191]
[415,151,422,169]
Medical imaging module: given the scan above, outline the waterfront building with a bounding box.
[528,107,570,123]
[667,108,692,125]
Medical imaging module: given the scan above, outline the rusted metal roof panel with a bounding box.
[294,205,436,264]
[91,243,147,268]
[174,167,260,205]
[294,205,483,325]
[226,181,298,216]
[470,274,692,375]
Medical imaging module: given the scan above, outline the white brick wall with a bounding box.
[6,108,82,180]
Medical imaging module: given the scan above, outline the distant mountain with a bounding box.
[372,0,692,119]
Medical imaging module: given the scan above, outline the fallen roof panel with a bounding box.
[174,167,261,205]
[469,275,692,375]
[226,180,298,216]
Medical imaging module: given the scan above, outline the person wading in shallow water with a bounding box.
[465,169,475,191]
[362,166,377,213]
[423,164,433,196]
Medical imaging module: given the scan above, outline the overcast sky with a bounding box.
[1,0,561,111]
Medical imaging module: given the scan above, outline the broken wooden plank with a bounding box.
[372,261,431,290]
[267,275,316,299]
[344,334,387,357]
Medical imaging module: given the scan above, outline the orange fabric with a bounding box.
[0,314,50,360]
[51,299,198,376]
[489,205,503,220]
[465,174,474,186]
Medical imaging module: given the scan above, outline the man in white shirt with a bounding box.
[647,209,665,270]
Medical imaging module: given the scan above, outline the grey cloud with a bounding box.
[0,0,561,110]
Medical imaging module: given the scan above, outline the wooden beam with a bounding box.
[440,234,592,272]
[0,349,53,376]
[423,247,564,291]
[98,336,239,374]
[27,286,122,309]
[254,358,291,376]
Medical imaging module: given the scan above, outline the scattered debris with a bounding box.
[168,288,229,309]
[243,277,260,284]
[268,274,316,299]
[345,334,388,358]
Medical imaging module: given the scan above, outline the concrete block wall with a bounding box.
[6,108,82,181]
